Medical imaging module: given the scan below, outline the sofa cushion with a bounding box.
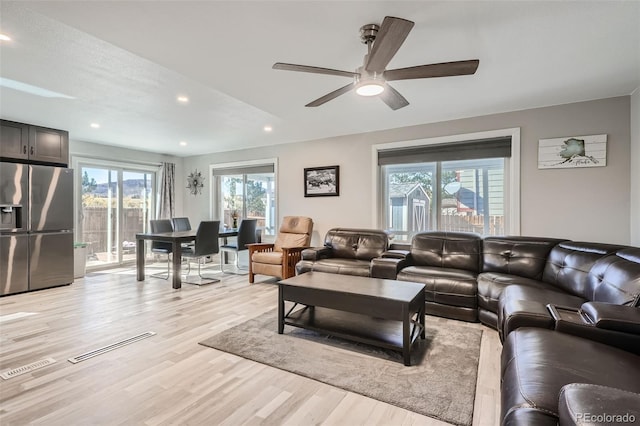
[297,258,371,277]
[273,216,313,251]
[410,231,482,273]
[482,236,566,280]
[323,228,388,261]
[477,271,557,312]
[252,262,282,278]
[542,241,623,299]
[274,233,309,252]
[397,266,477,308]
[558,384,640,426]
[501,328,640,421]
[251,251,283,265]
[586,248,640,306]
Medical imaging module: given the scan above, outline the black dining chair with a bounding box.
[171,217,191,232]
[172,217,194,248]
[150,219,174,279]
[182,220,221,285]
[220,218,258,273]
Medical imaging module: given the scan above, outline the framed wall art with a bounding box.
[538,134,607,169]
[304,165,339,197]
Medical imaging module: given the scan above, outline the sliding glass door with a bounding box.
[77,162,155,269]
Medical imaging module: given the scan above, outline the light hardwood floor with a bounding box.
[0,263,501,425]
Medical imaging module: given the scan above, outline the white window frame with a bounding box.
[371,128,521,235]
[71,155,160,268]
[208,157,279,232]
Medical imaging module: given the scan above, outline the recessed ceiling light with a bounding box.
[0,34,11,42]
[179,141,187,146]
[263,125,273,132]
[177,96,189,103]
[90,123,100,128]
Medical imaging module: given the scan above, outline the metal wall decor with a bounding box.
[186,169,205,195]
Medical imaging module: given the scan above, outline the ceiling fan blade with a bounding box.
[380,84,409,110]
[385,59,480,81]
[305,83,354,107]
[273,63,358,78]
[365,16,415,73]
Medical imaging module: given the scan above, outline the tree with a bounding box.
[82,171,97,194]
[245,179,266,215]
[389,170,458,199]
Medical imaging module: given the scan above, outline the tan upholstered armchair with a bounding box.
[248,216,313,283]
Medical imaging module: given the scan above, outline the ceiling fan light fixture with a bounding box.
[356,82,385,97]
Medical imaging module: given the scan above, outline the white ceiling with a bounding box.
[1,1,638,157]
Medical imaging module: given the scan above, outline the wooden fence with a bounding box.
[81,207,149,255]
[440,213,505,235]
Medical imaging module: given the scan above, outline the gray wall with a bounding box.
[182,96,632,246]
[631,89,640,246]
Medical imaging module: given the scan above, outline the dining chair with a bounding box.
[171,217,191,232]
[182,220,221,285]
[172,217,194,248]
[220,218,258,273]
[149,219,174,279]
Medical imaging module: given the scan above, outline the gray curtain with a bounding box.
[158,162,175,219]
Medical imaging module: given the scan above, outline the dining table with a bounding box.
[135,228,238,289]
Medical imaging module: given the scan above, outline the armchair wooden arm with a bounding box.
[281,246,310,280]
[247,243,275,254]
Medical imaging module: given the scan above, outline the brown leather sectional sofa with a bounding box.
[295,228,640,425]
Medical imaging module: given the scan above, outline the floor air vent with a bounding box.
[68,331,156,364]
[1,357,56,380]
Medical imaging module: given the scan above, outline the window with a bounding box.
[212,161,276,235]
[375,131,519,242]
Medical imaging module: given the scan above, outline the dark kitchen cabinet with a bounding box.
[0,120,29,160]
[1,119,69,166]
[28,125,69,165]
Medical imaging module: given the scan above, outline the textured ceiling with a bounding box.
[0,1,639,157]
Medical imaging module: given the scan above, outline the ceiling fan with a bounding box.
[273,16,479,110]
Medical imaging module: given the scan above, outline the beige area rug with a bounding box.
[199,309,482,425]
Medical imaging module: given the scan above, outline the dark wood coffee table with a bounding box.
[278,271,426,366]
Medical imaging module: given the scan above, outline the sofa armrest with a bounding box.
[559,384,640,426]
[371,257,408,280]
[301,246,332,261]
[381,249,410,259]
[547,304,640,355]
[580,302,640,334]
[389,242,411,251]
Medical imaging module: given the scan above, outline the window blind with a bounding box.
[377,137,512,165]
[212,164,274,176]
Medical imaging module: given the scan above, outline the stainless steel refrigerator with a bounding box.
[1,162,74,295]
